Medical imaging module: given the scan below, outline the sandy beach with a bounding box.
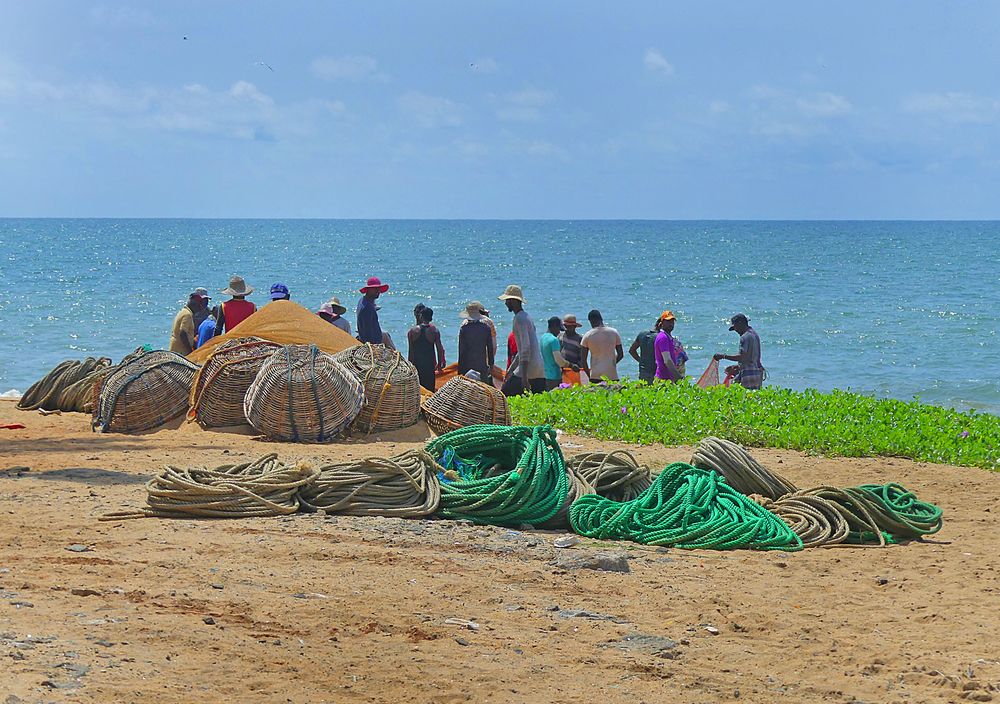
[1,398,998,703]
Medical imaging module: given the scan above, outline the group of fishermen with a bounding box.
[169,275,764,394]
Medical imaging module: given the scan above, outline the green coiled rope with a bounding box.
[426,424,569,527]
[569,462,803,551]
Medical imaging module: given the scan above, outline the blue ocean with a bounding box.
[1,219,998,413]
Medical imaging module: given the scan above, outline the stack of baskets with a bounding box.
[421,374,510,436]
[332,343,421,434]
[93,350,200,433]
[243,344,365,443]
[188,337,281,427]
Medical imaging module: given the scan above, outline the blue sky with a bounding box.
[1,2,998,218]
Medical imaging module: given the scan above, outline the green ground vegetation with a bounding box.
[508,381,1000,470]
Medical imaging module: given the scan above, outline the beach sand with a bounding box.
[1,397,998,703]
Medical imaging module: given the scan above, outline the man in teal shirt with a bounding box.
[540,316,578,390]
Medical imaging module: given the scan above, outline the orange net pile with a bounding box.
[188,301,358,364]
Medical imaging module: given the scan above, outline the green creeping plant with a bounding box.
[508,381,1000,470]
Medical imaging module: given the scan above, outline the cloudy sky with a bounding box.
[1,2,998,218]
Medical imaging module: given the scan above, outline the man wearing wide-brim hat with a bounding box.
[458,300,495,383]
[498,285,546,395]
[217,275,257,335]
[318,296,352,335]
[357,276,388,345]
[558,313,584,373]
[459,299,497,347]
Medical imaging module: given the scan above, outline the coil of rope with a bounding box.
[691,437,797,499]
[426,424,569,527]
[565,450,652,502]
[694,438,943,546]
[298,449,441,517]
[539,467,595,530]
[100,453,319,520]
[17,357,113,413]
[569,462,803,551]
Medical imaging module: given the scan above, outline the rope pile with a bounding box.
[101,453,319,520]
[427,424,569,527]
[566,450,652,501]
[693,437,943,546]
[298,449,440,517]
[570,462,804,551]
[691,437,797,499]
[18,357,113,413]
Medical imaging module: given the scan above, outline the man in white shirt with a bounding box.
[498,284,546,395]
[581,309,624,382]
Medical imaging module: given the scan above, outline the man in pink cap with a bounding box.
[356,276,389,344]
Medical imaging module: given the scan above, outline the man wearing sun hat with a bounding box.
[357,276,389,344]
[217,275,256,334]
[558,314,584,372]
[459,300,497,349]
[498,285,546,395]
[318,297,352,335]
[458,301,495,383]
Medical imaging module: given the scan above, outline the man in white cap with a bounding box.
[498,285,546,395]
[458,301,495,383]
[169,288,210,355]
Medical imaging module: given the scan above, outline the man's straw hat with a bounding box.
[221,275,253,296]
[562,314,582,329]
[326,297,348,315]
[460,300,485,320]
[498,284,526,303]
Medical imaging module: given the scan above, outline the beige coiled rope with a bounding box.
[101,454,319,520]
[566,450,652,502]
[298,449,441,517]
[691,437,798,499]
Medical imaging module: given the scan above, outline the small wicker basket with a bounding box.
[332,343,421,434]
[188,337,281,427]
[243,344,365,443]
[93,350,200,433]
[420,374,511,436]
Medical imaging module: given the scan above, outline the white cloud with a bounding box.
[903,92,1000,123]
[492,88,555,122]
[89,5,157,29]
[397,91,462,128]
[228,80,273,106]
[796,92,852,117]
[310,55,380,81]
[644,48,675,77]
[470,58,499,74]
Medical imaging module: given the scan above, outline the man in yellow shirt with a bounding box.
[169,289,209,355]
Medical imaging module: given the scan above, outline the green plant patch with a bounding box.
[508,381,1000,470]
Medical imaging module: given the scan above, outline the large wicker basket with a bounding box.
[421,374,511,436]
[243,344,365,443]
[332,343,421,433]
[188,337,281,427]
[93,350,200,433]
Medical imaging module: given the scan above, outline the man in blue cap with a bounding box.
[269,283,290,302]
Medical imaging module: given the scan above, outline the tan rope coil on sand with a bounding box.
[17,357,112,413]
[297,449,441,517]
[691,437,798,499]
[101,453,319,520]
[750,491,853,547]
[566,450,652,502]
[539,467,595,529]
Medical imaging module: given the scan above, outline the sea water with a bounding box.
[1,219,998,413]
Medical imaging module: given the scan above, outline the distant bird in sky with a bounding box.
[254,60,274,72]
[182,36,188,40]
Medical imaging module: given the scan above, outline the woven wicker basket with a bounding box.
[421,374,511,436]
[93,350,200,433]
[332,343,421,433]
[188,337,281,427]
[243,344,365,443]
